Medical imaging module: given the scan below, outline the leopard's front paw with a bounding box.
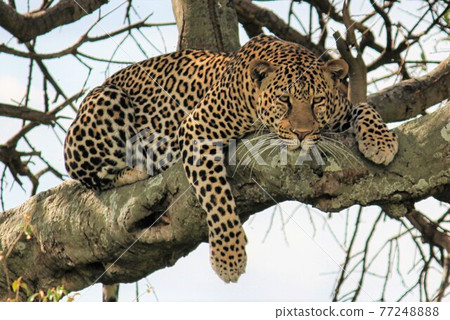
[352,103,399,166]
[209,225,247,283]
[356,129,398,165]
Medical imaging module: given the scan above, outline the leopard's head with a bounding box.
[246,36,348,150]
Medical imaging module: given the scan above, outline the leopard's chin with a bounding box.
[281,136,321,151]
[278,138,301,150]
[287,142,301,151]
[300,136,320,150]
[277,131,322,151]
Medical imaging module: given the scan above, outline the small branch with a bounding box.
[234,0,331,59]
[352,211,384,301]
[367,40,409,72]
[0,17,174,60]
[24,43,76,112]
[433,254,450,302]
[406,210,450,253]
[0,104,56,124]
[404,209,450,301]
[370,0,393,52]
[303,0,385,53]
[6,90,85,147]
[333,207,363,301]
[333,31,367,103]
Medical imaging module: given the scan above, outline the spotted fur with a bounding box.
[64,34,398,283]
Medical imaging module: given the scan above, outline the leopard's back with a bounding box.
[64,50,230,190]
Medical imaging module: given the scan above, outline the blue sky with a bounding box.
[0,0,448,302]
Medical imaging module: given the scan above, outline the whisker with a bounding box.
[232,134,277,176]
[320,141,348,165]
[316,144,332,163]
[248,141,280,178]
[243,138,279,177]
[234,133,273,158]
[317,142,342,167]
[318,137,362,166]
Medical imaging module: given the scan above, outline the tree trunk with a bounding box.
[172,0,240,51]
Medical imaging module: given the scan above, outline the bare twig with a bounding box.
[333,207,363,301]
[0,104,55,124]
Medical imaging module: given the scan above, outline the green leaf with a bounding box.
[12,278,21,293]
[28,293,40,302]
[24,225,34,237]
[20,282,30,296]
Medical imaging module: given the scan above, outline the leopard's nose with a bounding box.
[293,130,311,140]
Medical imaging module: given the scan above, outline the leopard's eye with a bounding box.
[278,95,292,114]
[313,96,326,104]
[279,95,290,103]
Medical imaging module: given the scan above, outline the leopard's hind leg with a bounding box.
[64,84,149,190]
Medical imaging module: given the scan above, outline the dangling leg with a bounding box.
[179,119,247,283]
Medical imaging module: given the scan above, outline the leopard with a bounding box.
[64,34,398,291]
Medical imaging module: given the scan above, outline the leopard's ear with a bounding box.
[249,60,276,89]
[324,59,348,80]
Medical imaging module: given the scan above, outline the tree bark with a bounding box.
[172,0,240,51]
[0,0,109,42]
[1,100,448,300]
[233,0,330,59]
[0,104,55,124]
[368,57,450,123]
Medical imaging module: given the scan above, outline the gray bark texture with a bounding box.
[0,0,109,42]
[172,0,240,51]
[0,99,449,300]
[368,58,450,123]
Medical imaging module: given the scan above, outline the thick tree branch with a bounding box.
[406,210,450,253]
[0,0,108,42]
[0,101,448,300]
[368,57,450,123]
